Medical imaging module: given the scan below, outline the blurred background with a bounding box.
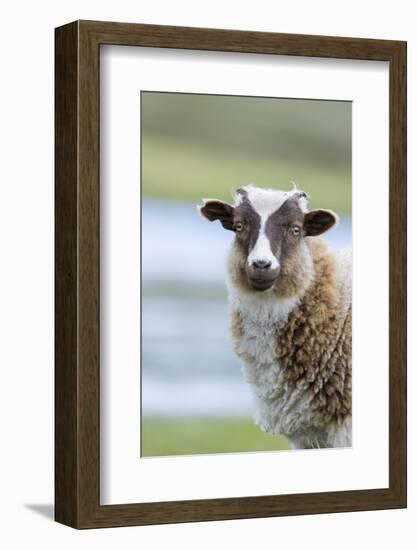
[141,92,352,457]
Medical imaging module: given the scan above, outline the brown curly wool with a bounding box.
[275,240,352,426]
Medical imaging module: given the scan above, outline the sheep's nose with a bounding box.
[252,259,272,270]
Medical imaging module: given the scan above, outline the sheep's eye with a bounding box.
[234,222,244,232]
[291,226,301,237]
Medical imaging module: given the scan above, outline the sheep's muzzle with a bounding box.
[246,265,280,291]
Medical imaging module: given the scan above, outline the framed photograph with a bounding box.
[55,20,407,528]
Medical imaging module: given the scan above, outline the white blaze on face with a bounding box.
[240,185,307,269]
[248,227,280,269]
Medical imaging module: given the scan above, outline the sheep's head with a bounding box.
[198,184,338,294]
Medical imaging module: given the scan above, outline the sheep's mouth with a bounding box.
[249,277,276,291]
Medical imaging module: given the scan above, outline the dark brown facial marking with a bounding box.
[233,197,261,252]
[265,197,305,252]
[256,197,306,287]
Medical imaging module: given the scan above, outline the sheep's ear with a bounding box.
[198,199,234,231]
[303,209,338,237]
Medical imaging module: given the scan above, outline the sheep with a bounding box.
[198,184,352,449]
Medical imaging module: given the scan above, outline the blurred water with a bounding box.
[142,295,255,416]
[142,198,352,417]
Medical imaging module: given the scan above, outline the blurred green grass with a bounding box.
[141,417,290,457]
[141,91,352,215]
[142,136,351,215]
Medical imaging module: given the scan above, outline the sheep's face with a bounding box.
[199,185,338,294]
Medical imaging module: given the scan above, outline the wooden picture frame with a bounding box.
[55,20,407,529]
